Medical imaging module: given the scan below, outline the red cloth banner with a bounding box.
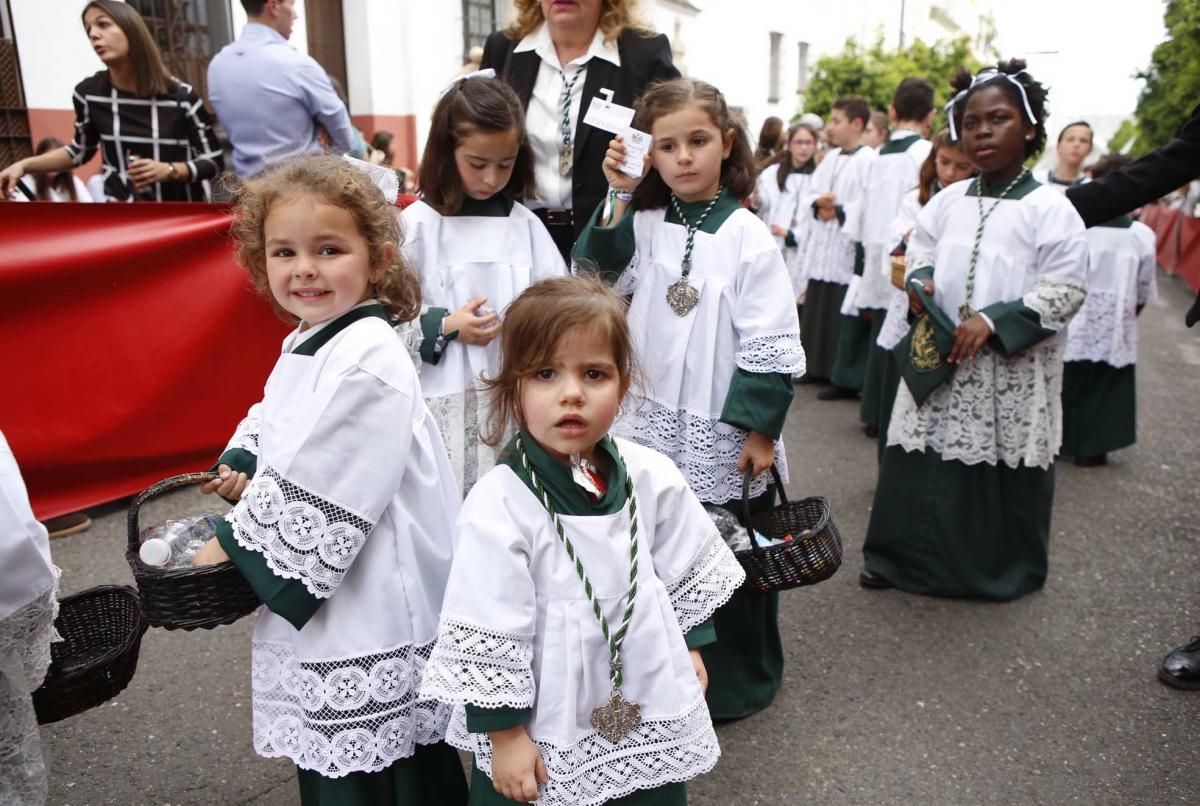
[1,202,290,520]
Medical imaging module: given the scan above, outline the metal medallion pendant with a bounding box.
[590,689,642,743]
[666,277,700,316]
[559,148,573,176]
[958,303,976,322]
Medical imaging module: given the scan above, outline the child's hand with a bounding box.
[489,726,548,803]
[737,431,775,478]
[816,192,836,210]
[445,297,501,347]
[689,649,708,694]
[769,224,789,237]
[907,279,934,315]
[191,536,230,567]
[200,464,249,500]
[948,314,993,364]
[817,206,838,222]
[601,134,649,194]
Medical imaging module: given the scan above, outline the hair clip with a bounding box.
[438,68,497,99]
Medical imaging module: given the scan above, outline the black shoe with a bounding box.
[817,385,858,401]
[864,423,879,439]
[1158,636,1200,690]
[859,570,894,590]
[1074,454,1108,467]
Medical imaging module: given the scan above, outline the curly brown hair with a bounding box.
[631,78,756,210]
[480,274,639,446]
[505,0,652,43]
[229,155,422,324]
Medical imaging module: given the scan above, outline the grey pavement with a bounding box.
[41,272,1200,805]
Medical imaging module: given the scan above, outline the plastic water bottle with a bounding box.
[703,505,752,552]
[138,513,222,569]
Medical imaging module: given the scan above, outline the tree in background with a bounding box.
[802,35,983,122]
[1128,0,1200,158]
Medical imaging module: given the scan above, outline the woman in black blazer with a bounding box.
[481,0,679,260]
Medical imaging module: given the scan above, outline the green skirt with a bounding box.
[469,763,686,805]
[701,488,783,720]
[862,446,1055,601]
[799,279,847,380]
[858,318,890,423]
[297,742,468,806]
[870,348,901,463]
[831,308,881,391]
[1060,361,1136,458]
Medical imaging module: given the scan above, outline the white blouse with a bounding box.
[221,312,460,778]
[888,179,1089,469]
[516,23,620,210]
[421,439,744,806]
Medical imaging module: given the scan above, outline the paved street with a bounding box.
[40,271,1200,805]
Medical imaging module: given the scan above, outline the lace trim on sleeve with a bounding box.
[419,619,536,709]
[226,409,262,455]
[228,466,374,599]
[735,330,806,375]
[663,529,745,632]
[0,569,61,693]
[1022,279,1086,333]
[395,311,425,366]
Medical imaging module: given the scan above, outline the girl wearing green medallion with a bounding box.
[421,275,746,805]
[861,60,1089,601]
[570,78,805,720]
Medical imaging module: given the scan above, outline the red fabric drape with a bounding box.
[1,201,290,520]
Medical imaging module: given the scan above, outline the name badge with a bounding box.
[582,90,635,134]
[617,126,653,178]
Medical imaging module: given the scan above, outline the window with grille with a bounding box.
[0,0,30,168]
[462,0,498,62]
[127,0,233,101]
[768,32,783,103]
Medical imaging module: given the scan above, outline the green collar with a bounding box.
[290,304,390,357]
[788,159,816,175]
[499,431,628,516]
[664,186,742,235]
[1098,214,1134,229]
[879,134,923,156]
[840,144,866,156]
[964,170,1042,201]
[453,193,515,217]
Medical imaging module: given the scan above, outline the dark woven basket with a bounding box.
[33,585,148,724]
[735,466,843,592]
[125,472,260,630]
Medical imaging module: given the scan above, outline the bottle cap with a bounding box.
[139,537,172,567]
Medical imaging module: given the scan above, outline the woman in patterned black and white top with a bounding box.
[0,1,222,202]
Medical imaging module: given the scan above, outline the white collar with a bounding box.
[514,22,621,71]
[288,299,381,351]
[889,128,920,140]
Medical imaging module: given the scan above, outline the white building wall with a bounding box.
[11,0,108,108]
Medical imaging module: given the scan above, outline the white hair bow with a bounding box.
[945,68,1038,142]
[342,154,399,204]
[439,68,497,99]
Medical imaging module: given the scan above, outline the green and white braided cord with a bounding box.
[516,434,639,688]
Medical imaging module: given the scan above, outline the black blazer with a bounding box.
[1068,104,1200,227]
[482,28,679,238]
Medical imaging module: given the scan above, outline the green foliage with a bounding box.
[1107,118,1139,154]
[1130,0,1200,158]
[801,35,984,125]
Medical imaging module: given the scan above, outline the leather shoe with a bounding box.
[1158,636,1200,690]
[859,570,893,590]
[817,385,858,401]
[1074,454,1108,468]
[864,423,879,439]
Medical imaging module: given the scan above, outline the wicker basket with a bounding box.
[734,467,843,592]
[33,585,148,724]
[126,472,260,630]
